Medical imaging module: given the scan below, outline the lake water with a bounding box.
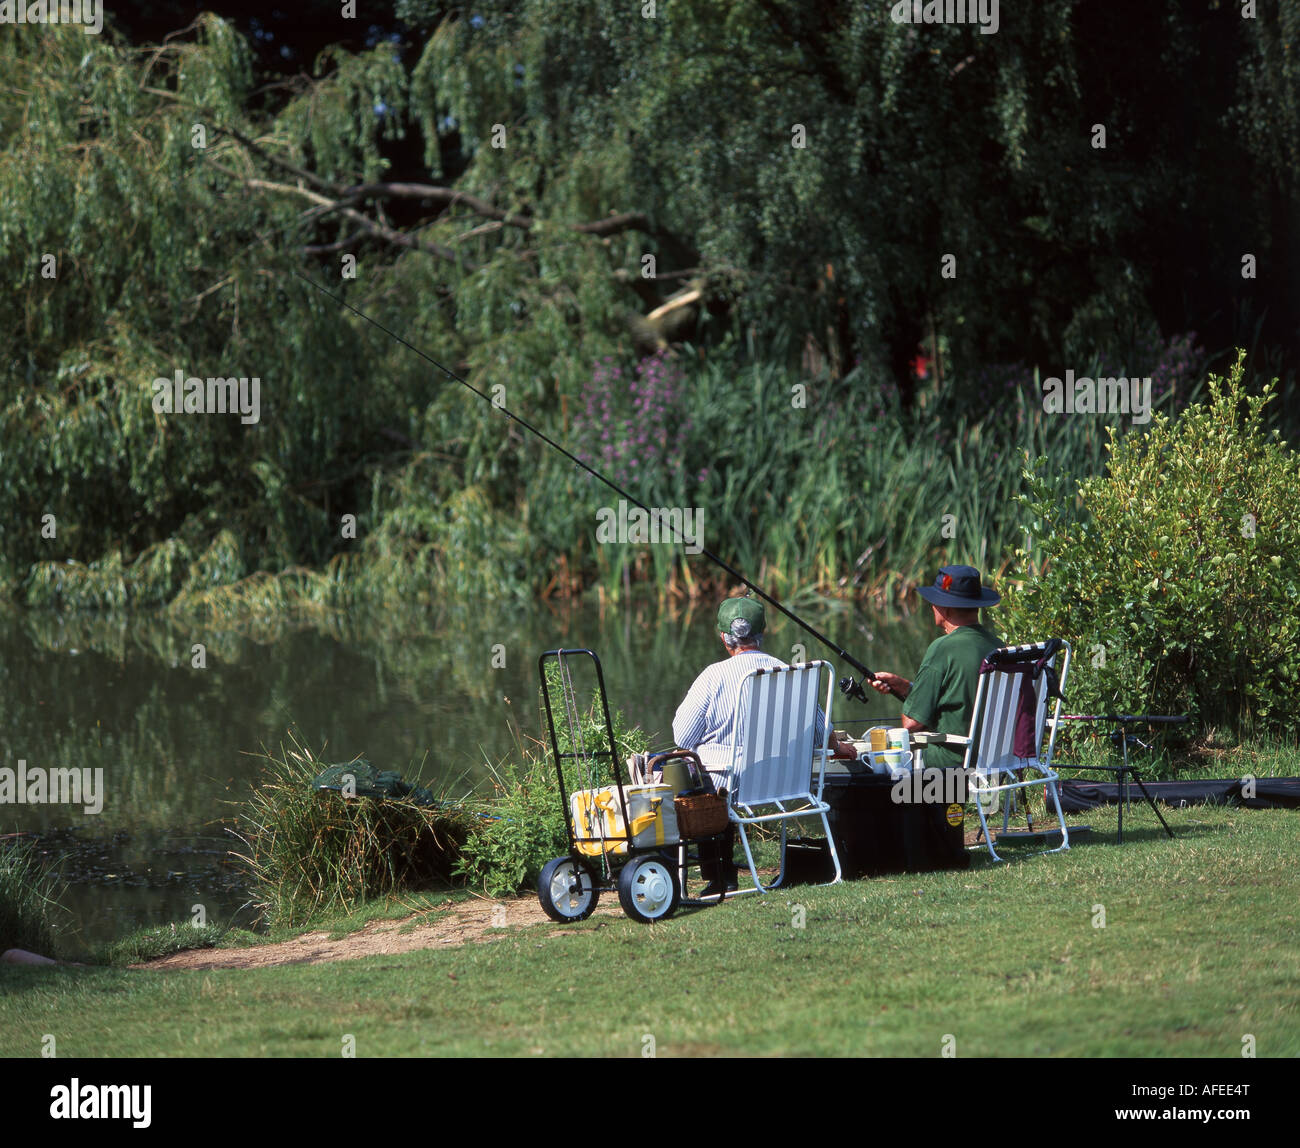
[1,597,937,950]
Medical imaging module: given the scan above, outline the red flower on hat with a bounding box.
[940,573,953,591]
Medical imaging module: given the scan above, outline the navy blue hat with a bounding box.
[916,565,1000,608]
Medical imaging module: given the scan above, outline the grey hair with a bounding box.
[721,631,763,651]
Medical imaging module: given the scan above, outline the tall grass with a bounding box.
[0,837,66,956]
[579,352,1141,604]
[230,732,483,926]
[12,343,1207,616]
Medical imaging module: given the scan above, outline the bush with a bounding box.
[231,733,481,927]
[0,838,65,957]
[455,663,651,896]
[454,750,570,898]
[1003,351,1300,740]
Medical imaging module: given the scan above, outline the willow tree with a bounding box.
[3,4,1295,606]
[396,0,1287,397]
[0,19,512,605]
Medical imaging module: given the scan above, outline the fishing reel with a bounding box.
[838,675,874,705]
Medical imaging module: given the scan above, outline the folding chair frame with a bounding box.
[914,640,1073,863]
[684,660,844,897]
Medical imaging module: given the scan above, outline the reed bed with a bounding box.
[0,836,66,957]
[10,347,1206,617]
[231,732,484,926]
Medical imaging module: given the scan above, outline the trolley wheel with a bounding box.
[537,856,598,922]
[617,854,680,923]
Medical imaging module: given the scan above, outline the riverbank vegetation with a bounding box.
[5,802,1298,1057]
[230,733,482,926]
[3,8,1296,615]
[0,838,67,958]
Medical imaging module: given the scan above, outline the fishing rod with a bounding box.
[290,269,878,695]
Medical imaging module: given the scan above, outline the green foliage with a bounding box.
[1004,352,1300,740]
[453,752,568,898]
[455,666,650,896]
[545,659,651,772]
[2,8,1296,613]
[99,922,225,967]
[409,0,1280,387]
[0,838,66,957]
[232,732,479,926]
[0,21,420,598]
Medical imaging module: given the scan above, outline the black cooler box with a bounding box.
[819,759,970,879]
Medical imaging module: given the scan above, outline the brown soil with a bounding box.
[133,896,624,973]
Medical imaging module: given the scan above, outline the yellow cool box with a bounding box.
[570,784,680,857]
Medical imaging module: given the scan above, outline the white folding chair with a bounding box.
[718,660,844,892]
[913,640,1072,863]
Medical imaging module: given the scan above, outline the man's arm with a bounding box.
[868,673,928,732]
[672,675,710,748]
[813,707,856,758]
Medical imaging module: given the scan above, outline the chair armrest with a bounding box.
[909,732,970,746]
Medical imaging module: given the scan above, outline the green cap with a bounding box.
[717,595,765,638]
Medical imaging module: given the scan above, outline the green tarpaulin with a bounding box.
[311,761,439,807]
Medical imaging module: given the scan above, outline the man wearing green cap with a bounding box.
[674,594,853,894]
[869,564,1002,769]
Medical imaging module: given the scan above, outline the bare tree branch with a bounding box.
[300,229,369,255]
[341,184,659,241]
[217,126,342,195]
[244,179,479,271]
[571,212,654,237]
[342,182,532,228]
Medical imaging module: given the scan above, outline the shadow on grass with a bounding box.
[0,961,126,1007]
[980,816,1224,856]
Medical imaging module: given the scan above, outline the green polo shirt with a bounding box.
[902,623,1001,769]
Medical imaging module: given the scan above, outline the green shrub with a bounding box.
[454,750,570,898]
[231,733,480,926]
[1003,351,1300,741]
[0,838,66,957]
[455,666,651,896]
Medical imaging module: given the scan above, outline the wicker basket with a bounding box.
[675,792,729,839]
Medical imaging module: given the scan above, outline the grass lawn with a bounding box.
[2,803,1297,1058]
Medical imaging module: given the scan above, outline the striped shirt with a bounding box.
[672,650,827,778]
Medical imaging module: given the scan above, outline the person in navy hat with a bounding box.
[869,564,1002,769]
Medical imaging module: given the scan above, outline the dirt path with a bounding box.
[136,896,624,972]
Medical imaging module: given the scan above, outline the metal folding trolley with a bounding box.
[535,648,728,924]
